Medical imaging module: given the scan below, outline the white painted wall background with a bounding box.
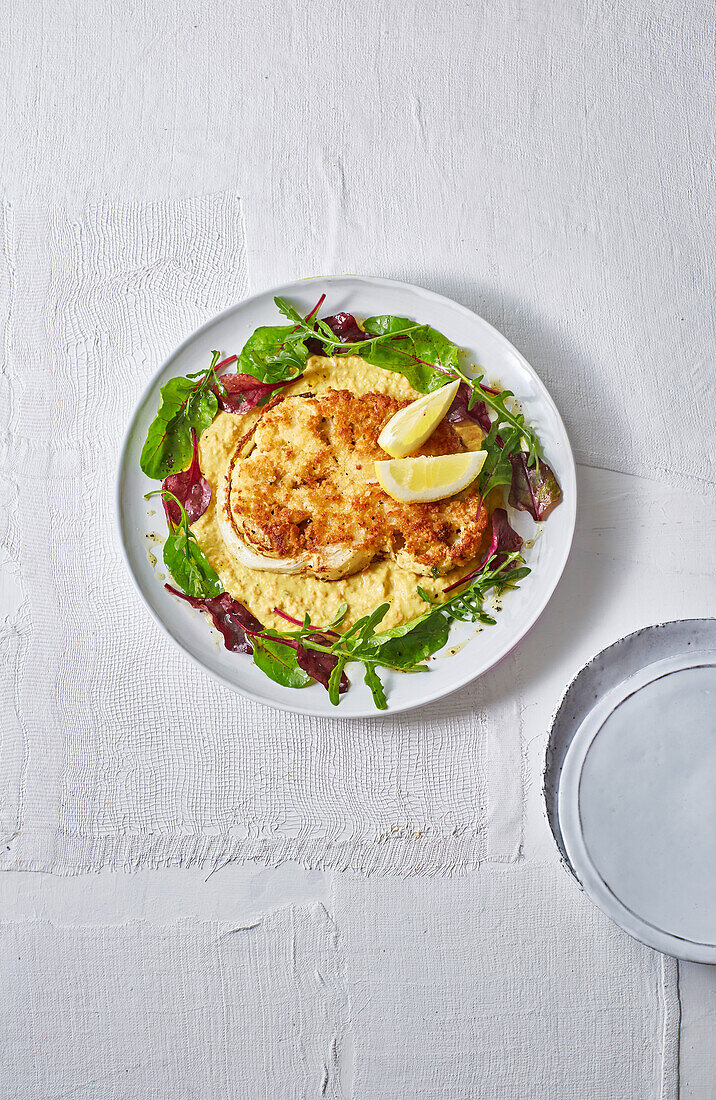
[1,1,714,1096]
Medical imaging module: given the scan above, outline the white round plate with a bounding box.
[117,275,576,717]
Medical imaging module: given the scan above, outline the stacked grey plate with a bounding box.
[545,619,716,962]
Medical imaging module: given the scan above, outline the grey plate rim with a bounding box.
[544,617,716,961]
[558,649,716,962]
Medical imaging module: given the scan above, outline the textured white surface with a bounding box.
[1,203,525,875]
[1,907,346,1099]
[0,864,680,1100]
[1,0,715,1095]
[335,866,680,1100]
[2,0,713,484]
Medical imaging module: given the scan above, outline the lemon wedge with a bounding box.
[375,450,486,503]
[378,379,460,458]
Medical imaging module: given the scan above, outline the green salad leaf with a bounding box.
[360,316,461,393]
[237,325,309,384]
[140,353,220,479]
[477,423,521,496]
[476,385,542,467]
[147,490,222,598]
[268,551,529,708]
[252,634,312,688]
[363,665,388,710]
[328,657,348,706]
[371,612,452,669]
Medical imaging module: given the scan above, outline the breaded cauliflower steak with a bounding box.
[218,389,490,580]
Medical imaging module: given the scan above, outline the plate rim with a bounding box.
[544,618,716,864]
[116,273,577,718]
[558,650,716,962]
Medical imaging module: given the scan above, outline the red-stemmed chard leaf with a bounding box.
[295,636,349,693]
[444,507,523,592]
[306,313,368,355]
[445,382,492,433]
[164,585,348,693]
[508,454,563,521]
[215,372,292,414]
[165,585,260,653]
[272,607,348,692]
[324,313,367,343]
[161,429,211,526]
[488,506,524,566]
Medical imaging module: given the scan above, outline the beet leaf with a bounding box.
[508,454,563,520]
[444,508,524,594]
[323,312,367,344]
[165,585,255,653]
[296,634,350,694]
[489,506,525,565]
[161,429,211,525]
[215,371,292,414]
[445,382,492,433]
[306,312,368,354]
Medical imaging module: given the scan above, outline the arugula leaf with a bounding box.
[364,665,388,710]
[273,296,308,327]
[328,657,347,705]
[252,635,312,688]
[478,423,521,496]
[356,602,390,642]
[149,491,223,599]
[337,603,390,649]
[140,357,220,479]
[361,316,460,393]
[275,296,364,353]
[475,385,542,466]
[328,602,349,628]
